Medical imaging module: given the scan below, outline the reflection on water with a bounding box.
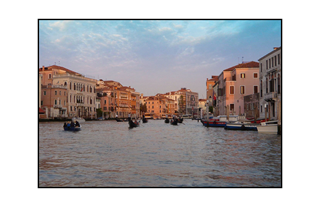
[39,120,281,187]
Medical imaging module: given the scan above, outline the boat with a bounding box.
[64,126,81,131]
[128,119,139,128]
[257,120,278,134]
[72,117,86,123]
[224,122,258,131]
[201,115,239,127]
[170,119,178,125]
[63,122,81,131]
[115,117,124,122]
[178,117,183,123]
[143,117,148,123]
[164,118,169,123]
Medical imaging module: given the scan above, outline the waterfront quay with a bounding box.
[39,119,281,187]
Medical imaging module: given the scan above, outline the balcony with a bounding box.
[264,91,277,102]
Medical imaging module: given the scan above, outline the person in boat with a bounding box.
[63,122,67,128]
[75,121,80,127]
[70,121,75,128]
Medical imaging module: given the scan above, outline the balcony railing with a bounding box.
[264,91,277,101]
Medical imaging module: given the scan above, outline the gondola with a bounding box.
[170,119,178,125]
[164,118,169,123]
[178,118,183,123]
[143,118,148,123]
[129,119,139,128]
[116,117,124,122]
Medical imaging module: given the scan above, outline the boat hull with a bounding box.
[64,127,81,131]
[224,123,258,131]
[202,120,227,127]
[257,124,277,134]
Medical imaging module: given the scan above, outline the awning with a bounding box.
[39,107,45,114]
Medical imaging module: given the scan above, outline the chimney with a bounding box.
[42,66,45,71]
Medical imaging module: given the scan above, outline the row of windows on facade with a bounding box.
[260,75,281,96]
[260,53,281,71]
[69,106,95,112]
[47,73,96,93]
[218,85,259,96]
[209,73,258,89]
[43,91,95,104]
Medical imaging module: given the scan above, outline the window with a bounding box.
[54,99,57,105]
[230,86,234,94]
[278,54,280,64]
[55,91,57,95]
[240,73,245,78]
[70,82,72,90]
[48,74,52,79]
[272,57,274,67]
[253,73,258,78]
[254,86,258,94]
[275,56,277,66]
[266,60,268,69]
[59,91,61,95]
[240,86,245,94]
[41,101,43,105]
[70,106,72,111]
[230,104,234,112]
[44,91,46,96]
[260,63,262,72]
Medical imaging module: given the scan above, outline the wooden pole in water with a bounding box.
[227,105,229,121]
[268,103,271,121]
[265,104,267,121]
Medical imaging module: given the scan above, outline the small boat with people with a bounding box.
[115,117,124,122]
[128,117,139,128]
[257,120,278,134]
[63,121,81,131]
[177,117,183,123]
[170,117,179,125]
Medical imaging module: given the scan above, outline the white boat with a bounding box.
[257,120,278,134]
[72,117,86,123]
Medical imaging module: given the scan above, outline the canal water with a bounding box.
[39,119,281,187]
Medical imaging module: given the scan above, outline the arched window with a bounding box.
[48,74,52,79]
[64,81,67,86]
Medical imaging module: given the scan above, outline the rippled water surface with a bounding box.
[39,119,281,187]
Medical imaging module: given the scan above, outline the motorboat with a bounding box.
[257,120,278,134]
[201,115,238,127]
[72,117,86,123]
[224,122,258,131]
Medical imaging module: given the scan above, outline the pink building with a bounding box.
[217,61,260,116]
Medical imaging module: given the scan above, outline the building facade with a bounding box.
[39,65,97,119]
[258,47,281,121]
[217,61,260,116]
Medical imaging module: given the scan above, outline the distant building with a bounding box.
[206,76,219,107]
[258,47,281,121]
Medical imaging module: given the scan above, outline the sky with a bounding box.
[39,20,281,97]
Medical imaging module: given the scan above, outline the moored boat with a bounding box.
[164,118,169,123]
[257,120,278,134]
[224,122,258,131]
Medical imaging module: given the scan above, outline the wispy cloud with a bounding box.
[39,20,281,96]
